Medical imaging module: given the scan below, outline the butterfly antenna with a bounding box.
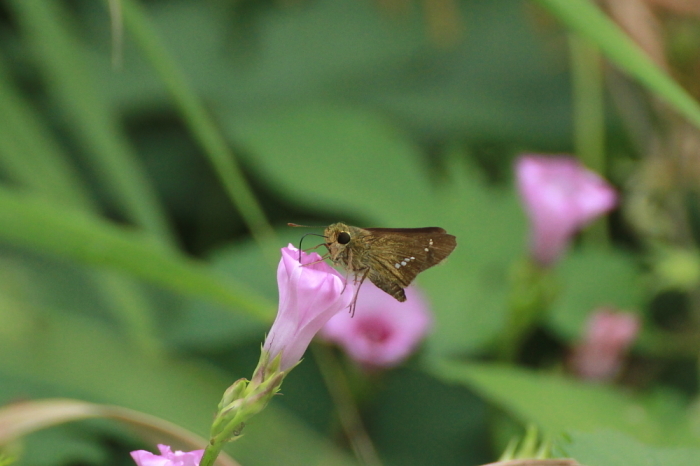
[288,223,325,228]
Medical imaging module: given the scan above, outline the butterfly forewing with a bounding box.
[363,228,457,301]
[364,227,448,234]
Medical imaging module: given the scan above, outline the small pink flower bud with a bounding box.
[570,308,641,382]
[319,283,432,370]
[516,155,617,266]
[131,445,203,466]
[264,245,353,372]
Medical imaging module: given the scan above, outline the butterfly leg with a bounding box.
[341,268,351,295]
[348,268,370,317]
[300,254,330,267]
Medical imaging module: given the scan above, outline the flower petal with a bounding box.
[265,245,353,371]
[320,284,432,369]
[131,445,204,466]
[516,155,617,265]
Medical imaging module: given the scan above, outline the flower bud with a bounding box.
[569,308,640,381]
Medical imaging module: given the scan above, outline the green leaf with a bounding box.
[421,156,526,356]
[549,248,645,341]
[563,430,700,466]
[367,368,491,466]
[226,104,434,225]
[429,360,699,447]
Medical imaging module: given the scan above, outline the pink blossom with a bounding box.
[570,308,641,382]
[516,155,617,266]
[131,445,204,466]
[319,283,432,370]
[264,245,354,371]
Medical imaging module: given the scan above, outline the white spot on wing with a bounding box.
[394,263,401,269]
[401,261,407,266]
[424,248,429,252]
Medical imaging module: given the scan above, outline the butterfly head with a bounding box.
[324,223,359,264]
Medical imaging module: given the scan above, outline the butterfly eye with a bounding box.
[337,232,351,244]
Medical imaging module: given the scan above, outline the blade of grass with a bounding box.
[536,0,700,130]
[569,35,605,174]
[113,0,278,264]
[568,35,609,246]
[428,359,699,446]
[108,0,124,69]
[0,52,165,356]
[0,186,273,322]
[8,0,176,246]
[0,58,93,211]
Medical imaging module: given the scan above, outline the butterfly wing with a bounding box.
[363,228,457,301]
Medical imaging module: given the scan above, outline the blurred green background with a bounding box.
[1,0,700,465]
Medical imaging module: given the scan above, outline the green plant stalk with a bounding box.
[312,345,383,466]
[114,0,279,264]
[0,68,91,210]
[537,0,700,130]
[108,0,124,68]
[569,35,605,177]
[200,353,288,466]
[499,258,556,361]
[568,34,609,246]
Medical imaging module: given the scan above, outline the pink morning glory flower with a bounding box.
[264,245,354,372]
[131,445,204,466]
[569,308,641,382]
[319,283,432,370]
[516,155,617,266]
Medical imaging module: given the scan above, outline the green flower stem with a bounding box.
[569,34,609,247]
[499,258,557,361]
[312,345,383,466]
[200,354,286,466]
[200,443,226,466]
[570,34,606,175]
